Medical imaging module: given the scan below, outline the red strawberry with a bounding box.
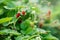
[16,12,20,18]
[22,11,26,16]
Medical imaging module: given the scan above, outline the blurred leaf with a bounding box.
[2,22,9,26]
[5,36,11,40]
[0,29,20,35]
[7,10,17,17]
[20,19,31,30]
[4,2,16,10]
[51,5,60,20]
[0,17,12,24]
[15,36,22,40]
[0,0,5,4]
[20,19,34,35]
[44,34,59,40]
[0,9,4,15]
[22,0,29,3]
[15,35,30,40]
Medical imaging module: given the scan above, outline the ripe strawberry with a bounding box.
[22,11,26,16]
[16,12,20,18]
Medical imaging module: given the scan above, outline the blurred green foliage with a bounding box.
[0,0,60,40]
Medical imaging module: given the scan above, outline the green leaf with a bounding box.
[0,0,5,3]
[0,17,12,24]
[0,9,4,15]
[20,19,35,35]
[20,19,31,30]
[2,16,19,26]
[15,36,22,40]
[51,5,60,20]
[0,29,21,35]
[5,36,11,40]
[15,35,30,40]
[22,0,29,3]
[7,10,17,17]
[2,22,9,26]
[23,26,33,35]
[31,6,40,13]
[44,34,59,40]
[4,2,16,10]
[11,16,20,23]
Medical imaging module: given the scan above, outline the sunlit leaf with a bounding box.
[0,17,12,24]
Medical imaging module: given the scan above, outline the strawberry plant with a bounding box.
[0,0,60,40]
